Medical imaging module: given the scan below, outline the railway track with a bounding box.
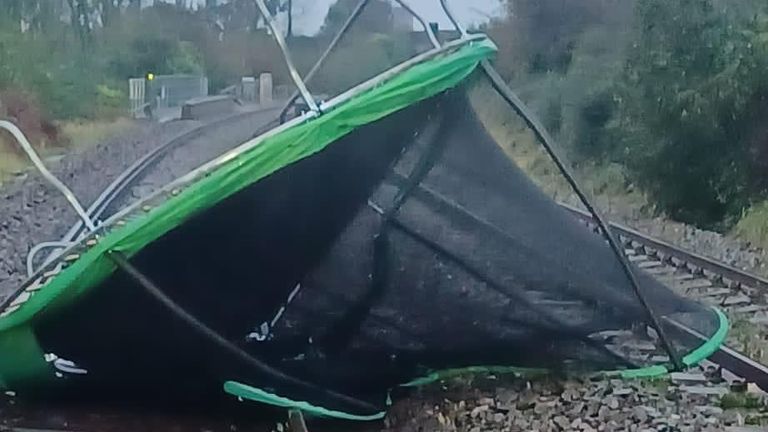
[563,203,768,391]
[26,105,281,276]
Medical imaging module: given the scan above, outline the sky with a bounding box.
[158,0,505,35]
[290,0,505,35]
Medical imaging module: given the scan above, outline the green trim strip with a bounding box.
[406,307,730,386]
[682,307,729,366]
[0,38,495,332]
[401,365,548,387]
[224,381,385,421]
[0,37,496,393]
[617,365,668,379]
[226,303,727,421]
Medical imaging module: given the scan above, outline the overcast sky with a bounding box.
[167,0,504,34]
[291,0,504,34]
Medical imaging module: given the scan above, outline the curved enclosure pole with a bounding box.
[479,61,684,370]
[278,0,372,123]
[27,241,71,277]
[254,0,319,113]
[0,120,96,233]
[392,0,440,49]
[439,0,467,37]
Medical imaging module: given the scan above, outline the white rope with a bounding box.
[0,120,96,232]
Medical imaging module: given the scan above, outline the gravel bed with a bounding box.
[382,373,767,432]
[104,107,279,217]
[556,195,768,280]
[0,107,277,302]
[0,119,198,300]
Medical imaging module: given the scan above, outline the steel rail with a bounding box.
[5,36,484,314]
[561,203,768,292]
[662,316,768,391]
[560,203,768,389]
[29,107,280,276]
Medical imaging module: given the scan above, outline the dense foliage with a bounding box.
[0,0,413,122]
[8,0,767,231]
[612,0,768,227]
[494,0,768,230]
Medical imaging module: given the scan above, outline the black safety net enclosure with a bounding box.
[0,33,726,421]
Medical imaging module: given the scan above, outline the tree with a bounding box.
[320,0,392,36]
[612,0,768,227]
[66,0,94,48]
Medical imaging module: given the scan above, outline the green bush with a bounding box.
[573,91,617,158]
[612,0,768,228]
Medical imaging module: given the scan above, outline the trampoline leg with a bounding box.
[289,409,309,432]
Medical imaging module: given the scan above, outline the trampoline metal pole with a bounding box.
[439,0,468,37]
[479,60,684,370]
[107,250,379,414]
[392,0,440,49]
[254,0,319,114]
[278,0,373,123]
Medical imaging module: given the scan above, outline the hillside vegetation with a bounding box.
[0,0,414,177]
[4,0,768,246]
[487,0,768,247]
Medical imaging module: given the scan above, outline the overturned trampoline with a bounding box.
[0,0,727,422]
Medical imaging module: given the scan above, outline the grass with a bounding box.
[720,392,766,410]
[59,117,132,150]
[469,82,650,218]
[0,118,132,186]
[727,318,768,365]
[733,201,768,252]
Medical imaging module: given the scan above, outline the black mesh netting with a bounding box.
[262,88,720,402]
[34,83,720,416]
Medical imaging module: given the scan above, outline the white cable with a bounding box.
[0,120,96,232]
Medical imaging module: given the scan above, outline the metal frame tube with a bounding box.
[9,36,481,304]
[0,120,96,232]
[439,0,467,36]
[480,60,684,370]
[254,0,319,113]
[108,250,380,414]
[277,0,441,124]
[278,0,372,123]
[366,201,638,368]
[27,241,72,277]
[392,0,440,48]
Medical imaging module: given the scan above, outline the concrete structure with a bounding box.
[392,6,415,32]
[128,74,209,118]
[259,73,274,105]
[241,77,258,102]
[129,78,147,118]
[180,95,236,120]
